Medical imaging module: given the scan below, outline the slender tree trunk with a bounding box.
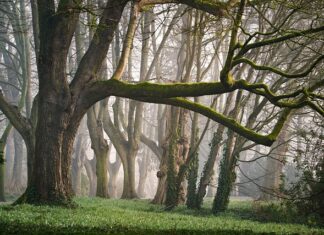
[137,148,149,198]
[10,130,24,194]
[0,129,10,201]
[206,174,217,197]
[108,153,121,198]
[195,126,225,208]
[87,106,110,198]
[85,158,97,197]
[165,107,180,209]
[0,162,4,201]
[96,150,109,198]
[4,133,14,191]
[72,126,86,196]
[260,119,291,200]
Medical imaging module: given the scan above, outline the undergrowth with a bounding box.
[0,197,322,234]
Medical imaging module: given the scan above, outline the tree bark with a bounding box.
[85,158,97,197]
[137,147,150,198]
[9,130,25,194]
[108,153,121,198]
[121,152,138,199]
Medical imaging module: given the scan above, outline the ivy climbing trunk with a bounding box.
[212,129,237,214]
[165,106,180,209]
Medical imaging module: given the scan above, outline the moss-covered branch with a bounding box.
[85,79,236,105]
[85,78,324,117]
[131,97,291,146]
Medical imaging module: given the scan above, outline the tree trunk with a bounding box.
[137,148,149,198]
[165,107,180,209]
[206,174,217,197]
[85,158,97,197]
[0,140,6,201]
[121,152,138,199]
[186,151,199,208]
[71,134,84,195]
[260,121,291,200]
[10,130,25,194]
[152,150,168,204]
[195,127,224,209]
[212,129,237,214]
[108,153,121,198]
[87,105,110,198]
[0,163,4,201]
[96,151,109,198]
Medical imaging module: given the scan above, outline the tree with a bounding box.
[0,0,322,206]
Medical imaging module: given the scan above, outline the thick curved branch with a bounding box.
[102,109,128,157]
[132,97,292,146]
[0,92,32,140]
[85,79,235,106]
[140,134,162,160]
[84,78,324,114]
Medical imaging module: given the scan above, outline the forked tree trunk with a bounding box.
[17,108,80,206]
[6,0,127,206]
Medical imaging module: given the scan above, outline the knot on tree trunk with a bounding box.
[157,170,165,178]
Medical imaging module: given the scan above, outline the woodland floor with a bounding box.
[0,197,323,235]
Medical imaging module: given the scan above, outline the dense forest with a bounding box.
[0,0,323,234]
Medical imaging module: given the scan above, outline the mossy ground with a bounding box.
[0,197,322,234]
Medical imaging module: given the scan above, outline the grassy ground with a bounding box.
[0,197,323,235]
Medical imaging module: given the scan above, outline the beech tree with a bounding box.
[0,0,323,206]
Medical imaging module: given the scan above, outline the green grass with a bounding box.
[0,197,323,234]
